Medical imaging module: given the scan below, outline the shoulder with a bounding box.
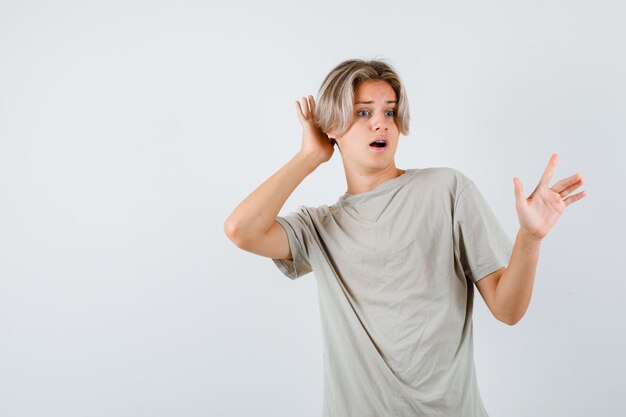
[282,203,333,225]
[408,166,474,195]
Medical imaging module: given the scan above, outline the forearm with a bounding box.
[495,228,543,324]
[224,151,321,245]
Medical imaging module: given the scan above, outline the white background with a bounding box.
[1,1,624,416]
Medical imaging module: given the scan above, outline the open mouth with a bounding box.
[369,139,387,148]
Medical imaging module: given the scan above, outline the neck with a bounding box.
[344,165,405,195]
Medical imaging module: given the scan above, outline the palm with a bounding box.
[514,154,587,240]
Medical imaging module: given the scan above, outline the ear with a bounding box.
[325,130,339,147]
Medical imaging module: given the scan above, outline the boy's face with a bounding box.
[330,80,400,172]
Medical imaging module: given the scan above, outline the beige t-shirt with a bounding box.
[272,167,513,417]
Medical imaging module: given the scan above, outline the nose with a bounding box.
[371,110,391,131]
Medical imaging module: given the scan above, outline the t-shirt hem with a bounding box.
[470,263,508,283]
[271,216,307,279]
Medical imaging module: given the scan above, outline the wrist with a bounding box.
[519,227,544,243]
[294,151,324,170]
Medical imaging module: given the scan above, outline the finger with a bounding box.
[513,177,525,204]
[301,97,310,117]
[295,100,305,121]
[551,173,583,193]
[539,153,559,186]
[563,190,587,207]
[309,95,316,114]
[558,177,584,198]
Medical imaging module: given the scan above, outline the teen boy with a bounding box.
[224,59,586,416]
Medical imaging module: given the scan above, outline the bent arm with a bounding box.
[224,152,321,252]
[495,228,542,324]
[475,228,542,325]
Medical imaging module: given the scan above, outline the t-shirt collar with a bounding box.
[337,169,416,205]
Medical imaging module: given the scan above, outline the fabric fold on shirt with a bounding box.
[272,167,514,417]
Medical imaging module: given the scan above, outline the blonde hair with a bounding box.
[315,58,410,143]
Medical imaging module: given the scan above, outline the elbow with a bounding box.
[499,313,522,326]
[224,219,243,247]
[224,219,268,251]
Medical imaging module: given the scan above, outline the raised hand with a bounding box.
[295,95,335,164]
[513,153,587,240]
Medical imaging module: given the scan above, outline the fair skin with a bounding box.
[222,93,333,258]
[221,81,403,258]
[325,79,406,195]
[225,81,587,326]
[474,153,587,325]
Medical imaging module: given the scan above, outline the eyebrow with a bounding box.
[354,100,397,105]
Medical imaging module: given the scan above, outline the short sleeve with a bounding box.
[271,205,314,280]
[453,181,513,283]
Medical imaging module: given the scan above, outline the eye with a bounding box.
[356,109,395,118]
